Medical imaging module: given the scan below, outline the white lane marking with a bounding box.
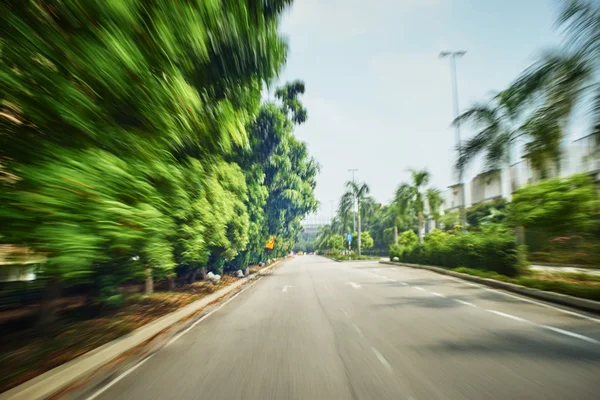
[431,292,445,298]
[346,282,362,289]
[342,309,351,319]
[446,276,600,323]
[371,347,392,371]
[541,326,600,344]
[454,299,477,308]
[414,286,426,292]
[352,323,364,337]
[86,354,155,400]
[282,285,293,292]
[486,309,529,323]
[398,282,408,286]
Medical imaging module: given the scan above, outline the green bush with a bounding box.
[389,227,523,277]
[388,230,418,259]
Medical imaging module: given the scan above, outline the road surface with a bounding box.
[88,256,600,400]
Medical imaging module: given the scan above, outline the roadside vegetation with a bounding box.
[317,0,600,299]
[0,0,317,391]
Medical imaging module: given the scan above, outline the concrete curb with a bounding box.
[380,261,600,314]
[0,259,285,400]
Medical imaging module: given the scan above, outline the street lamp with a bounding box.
[348,169,358,232]
[440,50,467,227]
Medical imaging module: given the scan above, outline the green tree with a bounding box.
[394,169,434,243]
[559,0,600,142]
[341,181,371,256]
[0,0,302,323]
[510,174,598,234]
[456,0,600,177]
[426,188,445,228]
[351,231,374,251]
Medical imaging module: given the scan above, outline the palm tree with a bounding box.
[316,224,334,251]
[510,50,593,176]
[359,197,378,231]
[560,0,600,139]
[394,169,431,243]
[453,90,522,174]
[456,1,600,177]
[426,188,444,228]
[341,181,371,256]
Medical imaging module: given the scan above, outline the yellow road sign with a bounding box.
[265,236,275,250]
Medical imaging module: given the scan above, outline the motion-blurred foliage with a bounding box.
[0,0,317,309]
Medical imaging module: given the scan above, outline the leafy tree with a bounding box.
[351,231,374,250]
[327,235,345,252]
[510,174,599,234]
[439,210,460,231]
[467,198,508,228]
[0,0,316,324]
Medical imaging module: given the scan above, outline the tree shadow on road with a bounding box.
[426,331,600,361]
[370,294,474,310]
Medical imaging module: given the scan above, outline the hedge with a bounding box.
[389,228,524,277]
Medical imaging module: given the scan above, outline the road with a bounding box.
[89,256,600,400]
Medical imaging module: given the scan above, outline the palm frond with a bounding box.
[408,169,430,188]
[456,126,498,171]
[425,188,444,221]
[559,0,600,57]
[483,131,512,171]
[452,104,498,131]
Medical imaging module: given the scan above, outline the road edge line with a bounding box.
[380,261,600,319]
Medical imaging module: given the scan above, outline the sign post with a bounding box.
[346,233,352,252]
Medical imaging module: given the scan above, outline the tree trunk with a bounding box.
[145,268,153,295]
[39,278,61,330]
[190,270,198,283]
[357,212,362,257]
[168,277,175,291]
[393,226,398,244]
[418,211,423,244]
[200,267,207,280]
[515,225,526,246]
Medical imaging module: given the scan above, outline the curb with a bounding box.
[0,259,285,400]
[380,261,600,314]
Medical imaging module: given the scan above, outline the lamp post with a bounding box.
[440,50,467,227]
[348,168,358,232]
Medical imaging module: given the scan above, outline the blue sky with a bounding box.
[277,0,562,219]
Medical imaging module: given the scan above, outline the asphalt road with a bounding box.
[89,256,600,400]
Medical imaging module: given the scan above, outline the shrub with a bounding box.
[388,230,418,259]
[390,227,523,277]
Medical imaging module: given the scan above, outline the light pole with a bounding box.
[329,200,334,222]
[348,169,358,233]
[440,50,467,227]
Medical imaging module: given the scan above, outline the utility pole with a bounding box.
[348,169,358,233]
[440,50,467,227]
[329,200,334,222]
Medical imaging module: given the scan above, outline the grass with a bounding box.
[0,270,261,393]
[450,267,600,302]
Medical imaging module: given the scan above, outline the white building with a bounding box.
[470,170,502,206]
[443,134,599,212]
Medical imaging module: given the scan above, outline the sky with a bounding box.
[276,0,563,221]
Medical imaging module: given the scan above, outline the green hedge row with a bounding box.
[389,228,524,277]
